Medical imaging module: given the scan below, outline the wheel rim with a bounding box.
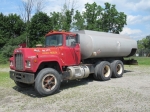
[117,64,123,75]
[42,74,57,92]
[103,65,111,77]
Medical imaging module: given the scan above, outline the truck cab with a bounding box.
[10,31,80,72]
[10,30,83,96]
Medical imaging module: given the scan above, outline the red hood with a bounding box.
[13,47,60,58]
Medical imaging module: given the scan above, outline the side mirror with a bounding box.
[76,34,80,44]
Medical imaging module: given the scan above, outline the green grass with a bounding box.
[0,72,9,81]
[126,57,150,65]
[0,72,14,87]
[0,62,9,68]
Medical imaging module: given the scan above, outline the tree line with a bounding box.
[0,2,127,63]
[137,35,150,56]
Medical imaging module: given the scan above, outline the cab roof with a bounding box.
[45,30,76,36]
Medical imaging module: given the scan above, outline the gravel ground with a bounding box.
[0,65,150,112]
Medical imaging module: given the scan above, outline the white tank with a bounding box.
[74,30,137,59]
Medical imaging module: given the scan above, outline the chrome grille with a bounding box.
[15,53,23,70]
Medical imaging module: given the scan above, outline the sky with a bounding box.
[0,0,150,41]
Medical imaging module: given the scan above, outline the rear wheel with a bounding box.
[111,60,124,78]
[15,81,32,88]
[94,61,112,81]
[35,68,61,96]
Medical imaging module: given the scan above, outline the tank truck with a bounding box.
[9,30,137,96]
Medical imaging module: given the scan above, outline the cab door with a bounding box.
[65,35,80,66]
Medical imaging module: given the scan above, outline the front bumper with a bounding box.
[10,71,34,84]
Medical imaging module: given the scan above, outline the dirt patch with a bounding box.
[0,65,150,112]
[0,68,10,72]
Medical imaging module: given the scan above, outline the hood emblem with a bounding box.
[34,49,40,52]
[42,49,50,52]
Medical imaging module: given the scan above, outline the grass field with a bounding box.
[0,63,9,68]
[124,57,150,65]
[0,72,14,88]
[132,57,150,65]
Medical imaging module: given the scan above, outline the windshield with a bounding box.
[45,34,63,46]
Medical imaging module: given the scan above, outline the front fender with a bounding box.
[32,55,63,73]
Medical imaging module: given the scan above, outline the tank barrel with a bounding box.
[74,30,137,59]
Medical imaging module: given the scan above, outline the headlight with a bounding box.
[26,60,31,68]
[10,61,13,66]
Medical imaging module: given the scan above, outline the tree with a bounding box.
[61,9,74,31]
[6,14,25,38]
[28,12,52,47]
[137,40,145,50]
[84,2,103,31]
[1,45,18,58]
[137,35,150,56]
[0,13,7,48]
[20,0,46,21]
[145,35,150,49]
[50,12,62,30]
[1,32,26,59]
[0,13,24,48]
[19,0,34,47]
[50,0,77,31]
[138,36,150,49]
[72,2,104,31]
[21,0,34,22]
[35,0,45,13]
[73,10,85,30]
[101,2,126,33]
[73,2,127,33]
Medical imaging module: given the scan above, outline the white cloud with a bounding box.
[43,5,62,15]
[133,0,150,12]
[127,15,150,25]
[111,0,150,13]
[127,15,141,25]
[42,0,150,15]
[120,27,148,40]
[92,0,150,13]
[121,27,142,35]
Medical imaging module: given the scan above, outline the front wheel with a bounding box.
[35,68,61,96]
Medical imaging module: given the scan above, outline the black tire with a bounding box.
[94,61,112,81]
[111,60,124,78]
[15,81,32,88]
[93,73,99,80]
[93,61,101,80]
[34,68,61,96]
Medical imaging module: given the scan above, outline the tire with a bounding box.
[15,81,32,88]
[111,60,124,78]
[94,61,112,81]
[93,61,101,80]
[34,68,61,96]
[93,73,99,80]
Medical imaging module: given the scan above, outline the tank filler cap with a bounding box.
[92,52,97,56]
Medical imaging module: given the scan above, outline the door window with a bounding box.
[66,36,76,47]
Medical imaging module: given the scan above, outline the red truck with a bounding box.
[9,30,137,96]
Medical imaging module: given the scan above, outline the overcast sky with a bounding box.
[0,0,150,40]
